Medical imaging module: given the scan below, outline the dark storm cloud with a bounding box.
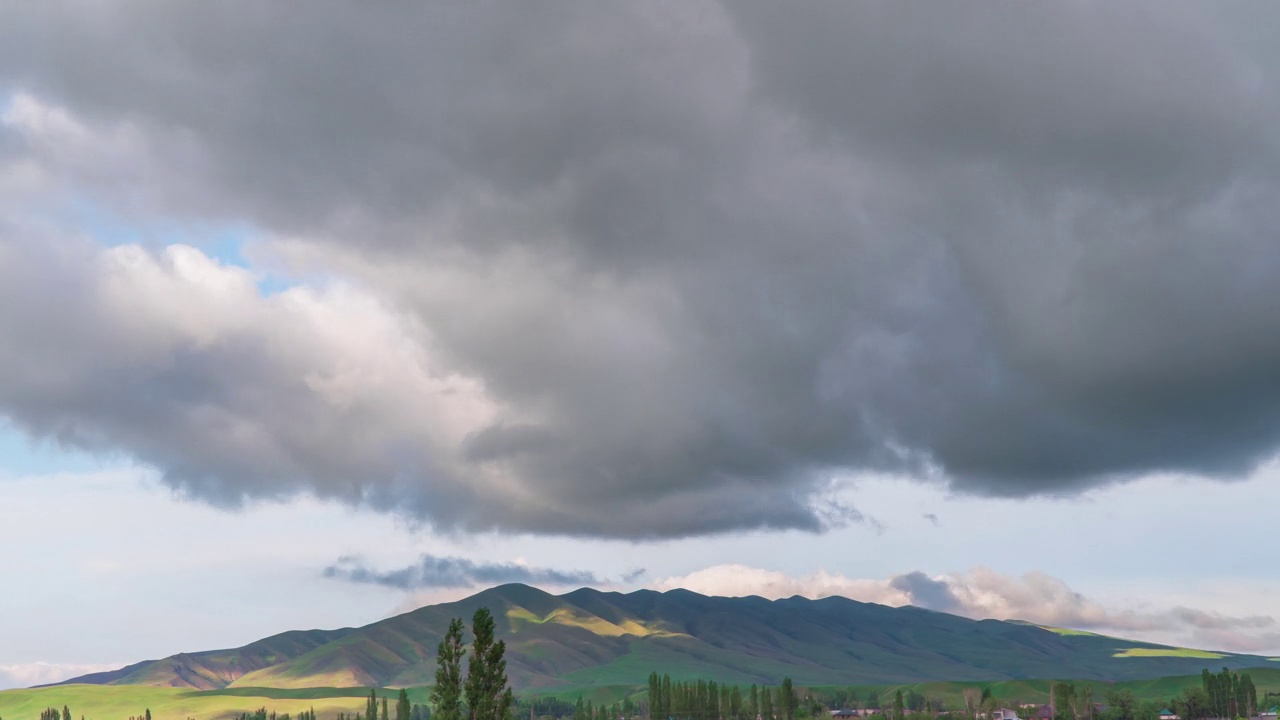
[889,571,962,613]
[322,555,600,590]
[2,2,1280,537]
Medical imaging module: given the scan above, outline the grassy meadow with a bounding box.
[0,686,374,720]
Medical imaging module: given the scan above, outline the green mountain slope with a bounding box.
[57,584,1276,691]
[55,629,354,690]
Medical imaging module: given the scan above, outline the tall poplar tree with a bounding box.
[649,674,662,720]
[662,675,673,719]
[398,689,412,720]
[465,608,514,720]
[431,618,467,720]
[780,680,797,720]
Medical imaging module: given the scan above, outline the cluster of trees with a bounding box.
[39,708,73,720]
[29,704,95,720]
[1049,683,1098,720]
[39,702,72,717]
[515,698,580,719]
[335,689,429,720]
[1202,669,1258,720]
[235,707,321,720]
[565,696,640,720]
[430,608,515,720]
[1171,669,1259,720]
[887,689,939,720]
[646,674,800,720]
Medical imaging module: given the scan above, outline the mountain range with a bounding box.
[58,584,1274,691]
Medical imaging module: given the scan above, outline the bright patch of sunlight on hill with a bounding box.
[1113,648,1226,659]
[506,607,684,638]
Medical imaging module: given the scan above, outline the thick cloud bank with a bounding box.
[3,3,1280,536]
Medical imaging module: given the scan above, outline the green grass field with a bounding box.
[0,685,376,720]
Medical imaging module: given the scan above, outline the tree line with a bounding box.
[647,674,802,720]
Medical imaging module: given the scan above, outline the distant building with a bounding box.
[831,711,860,719]
[1157,709,1178,720]
[991,709,1022,720]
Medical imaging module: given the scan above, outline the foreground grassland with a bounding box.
[0,686,377,720]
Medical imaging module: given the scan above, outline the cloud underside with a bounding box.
[657,565,1280,654]
[2,3,1280,536]
[323,554,601,590]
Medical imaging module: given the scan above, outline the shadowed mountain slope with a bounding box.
[57,585,1274,690]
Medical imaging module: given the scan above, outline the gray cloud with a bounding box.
[922,513,939,527]
[889,571,961,613]
[1171,607,1276,631]
[2,2,1280,536]
[323,554,601,591]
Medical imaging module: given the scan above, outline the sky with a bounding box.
[4,0,1280,690]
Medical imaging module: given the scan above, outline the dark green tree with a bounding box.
[1053,684,1076,720]
[892,691,904,720]
[1105,690,1136,720]
[398,689,412,720]
[1175,687,1210,720]
[465,607,514,720]
[370,689,381,720]
[650,674,662,720]
[431,618,467,720]
[781,679,797,720]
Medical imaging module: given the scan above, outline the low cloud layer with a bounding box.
[0,662,120,690]
[656,565,1280,654]
[2,4,1280,536]
[323,554,601,590]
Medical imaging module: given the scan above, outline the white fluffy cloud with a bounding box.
[656,565,1280,653]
